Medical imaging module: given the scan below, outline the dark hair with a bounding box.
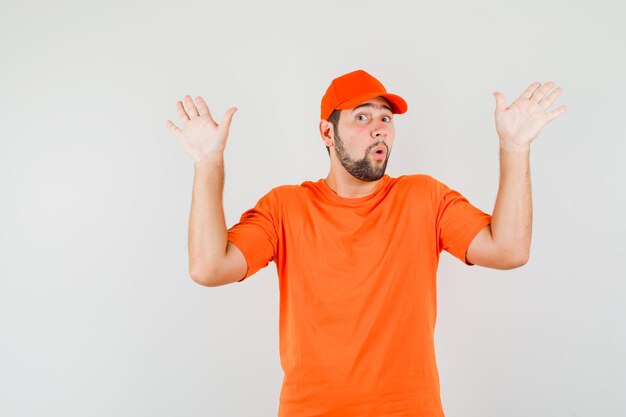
[325,109,341,156]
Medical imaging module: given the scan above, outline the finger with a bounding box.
[519,82,541,100]
[219,107,238,133]
[166,119,182,135]
[547,105,568,122]
[493,92,507,113]
[176,101,190,123]
[195,96,217,124]
[183,95,200,118]
[539,86,563,110]
[530,81,555,102]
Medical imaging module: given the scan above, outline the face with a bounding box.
[332,96,395,181]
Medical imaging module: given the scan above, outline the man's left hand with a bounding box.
[493,81,568,152]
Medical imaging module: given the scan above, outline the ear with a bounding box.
[319,119,334,148]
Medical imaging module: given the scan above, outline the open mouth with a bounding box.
[372,145,387,158]
[372,149,386,159]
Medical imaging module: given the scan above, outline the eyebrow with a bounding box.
[351,103,393,113]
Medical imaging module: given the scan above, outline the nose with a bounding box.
[372,124,387,139]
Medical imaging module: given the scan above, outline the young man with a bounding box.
[166,69,567,416]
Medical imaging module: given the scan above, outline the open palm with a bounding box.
[493,81,568,150]
[166,95,237,163]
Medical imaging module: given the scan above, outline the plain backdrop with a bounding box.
[1,0,625,416]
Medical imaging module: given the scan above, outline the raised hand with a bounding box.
[492,82,568,151]
[166,95,237,163]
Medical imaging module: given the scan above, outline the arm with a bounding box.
[166,95,245,285]
[189,159,247,286]
[466,148,531,269]
[189,158,226,284]
[466,81,568,269]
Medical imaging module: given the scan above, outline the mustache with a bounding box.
[369,142,388,151]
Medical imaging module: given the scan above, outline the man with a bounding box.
[166,69,567,416]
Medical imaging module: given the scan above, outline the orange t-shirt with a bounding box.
[227,173,492,416]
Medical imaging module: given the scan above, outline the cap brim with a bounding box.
[335,92,408,114]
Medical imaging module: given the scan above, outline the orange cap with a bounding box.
[320,69,408,120]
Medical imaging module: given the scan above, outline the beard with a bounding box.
[333,131,389,182]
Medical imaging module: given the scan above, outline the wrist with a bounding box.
[194,156,224,169]
[499,138,530,153]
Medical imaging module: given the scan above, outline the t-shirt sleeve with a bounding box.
[433,177,492,266]
[227,189,279,282]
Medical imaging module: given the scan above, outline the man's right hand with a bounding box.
[166,95,237,164]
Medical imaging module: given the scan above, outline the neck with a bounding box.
[324,170,383,198]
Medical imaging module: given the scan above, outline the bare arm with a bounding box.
[467,148,531,269]
[188,158,228,284]
[166,95,242,285]
[467,81,568,268]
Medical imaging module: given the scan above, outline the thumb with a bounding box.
[493,92,507,113]
[220,107,238,132]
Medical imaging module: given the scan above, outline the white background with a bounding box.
[1,0,624,416]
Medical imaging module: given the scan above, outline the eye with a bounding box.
[357,114,368,121]
[382,116,392,122]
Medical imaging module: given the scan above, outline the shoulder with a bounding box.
[394,173,443,194]
[396,173,437,185]
[269,183,302,200]
[271,184,300,193]
[260,183,309,209]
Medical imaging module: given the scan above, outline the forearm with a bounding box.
[188,157,227,281]
[490,144,532,264]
